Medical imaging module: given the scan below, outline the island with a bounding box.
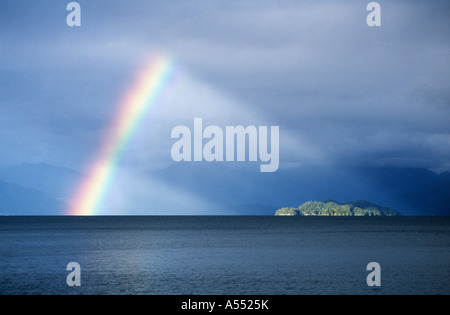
[275,200,400,216]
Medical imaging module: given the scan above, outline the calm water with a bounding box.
[0,216,449,295]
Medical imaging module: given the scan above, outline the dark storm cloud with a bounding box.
[0,0,449,171]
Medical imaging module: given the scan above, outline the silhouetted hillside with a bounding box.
[0,162,449,215]
[0,163,81,200]
[0,181,66,215]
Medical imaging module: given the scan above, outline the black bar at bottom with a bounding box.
[1,294,439,313]
[108,295,416,313]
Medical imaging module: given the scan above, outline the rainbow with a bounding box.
[68,55,175,215]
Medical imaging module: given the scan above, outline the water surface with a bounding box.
[0,216,449,295]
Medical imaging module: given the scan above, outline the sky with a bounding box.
[1,0,449,179]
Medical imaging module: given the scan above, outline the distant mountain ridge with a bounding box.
[0,163,81,200]
[0,180,66,215]
[0,162,449,215]
[151,163,450,216]
[0,163,80,215]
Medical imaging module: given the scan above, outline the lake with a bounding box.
[0,216,449,295]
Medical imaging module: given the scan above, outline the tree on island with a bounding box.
[275,200,400,216]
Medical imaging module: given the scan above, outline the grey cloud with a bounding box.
[0,0,449,172]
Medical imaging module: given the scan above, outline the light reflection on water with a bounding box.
[0,216,449,295]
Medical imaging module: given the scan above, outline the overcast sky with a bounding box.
[1,0,450,174]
